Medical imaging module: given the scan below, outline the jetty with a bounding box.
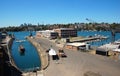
[70,35,108,43]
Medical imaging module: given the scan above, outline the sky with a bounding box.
[0,0,120,27]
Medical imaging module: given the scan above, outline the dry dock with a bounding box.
[0,36,22,76]
[22,37,49,76]
[26,37,49,70]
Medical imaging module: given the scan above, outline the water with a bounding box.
[10,31,41,72]
[77,31,120,46]
[9,31,120,72]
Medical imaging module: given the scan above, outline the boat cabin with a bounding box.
[19,45,25,52]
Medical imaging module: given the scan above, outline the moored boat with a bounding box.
[19,45,25,53]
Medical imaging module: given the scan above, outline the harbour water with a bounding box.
[9,31,120,72]
[10,31,41,72]
[77,31,120,46]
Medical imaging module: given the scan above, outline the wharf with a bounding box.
[22,36,49,76]
[70,36,108,42]
[33,37,120,76]
[26,37,49,70]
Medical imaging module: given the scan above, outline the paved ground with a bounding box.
[35,38,120,76]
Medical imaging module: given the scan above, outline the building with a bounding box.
[54,28,77,38]
[65,42,90,51]
[36,30,58,39]
[96,40,120,59]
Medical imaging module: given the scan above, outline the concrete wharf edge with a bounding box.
[26,37,49,70]
[70,36,107,42]
[7,37,22,72]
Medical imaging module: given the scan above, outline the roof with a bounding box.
[66,42,87,47]
[99,43,119,50]
[37,30,55,33]
[113,49,120,52]
[54,28,75,30]
[49,48,56,55]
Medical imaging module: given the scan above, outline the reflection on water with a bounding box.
[19,51,25,56]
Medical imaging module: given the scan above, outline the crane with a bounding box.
[86,18,96,23]
[86,18,120,43]
[110,27,120,43]
[85,18,96,30]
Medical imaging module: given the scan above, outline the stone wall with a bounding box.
[6,37,22,73]
[27,37,49,70]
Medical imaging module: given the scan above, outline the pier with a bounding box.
[70,36,108,43]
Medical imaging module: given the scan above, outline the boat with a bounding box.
[114,39,120,44]
[16,39,26,43]
[19,45,25,53]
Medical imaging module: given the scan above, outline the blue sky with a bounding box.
[0,0,120,27]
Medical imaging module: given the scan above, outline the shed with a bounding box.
[65,42,89,51]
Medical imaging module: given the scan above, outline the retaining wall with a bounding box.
[26,37,49,70]
[6,37,22,73]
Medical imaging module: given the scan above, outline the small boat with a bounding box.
[19,45,25,53]
[16,40,26,43]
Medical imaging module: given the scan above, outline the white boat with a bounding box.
[114,39,120,44]
[16,40,26,43]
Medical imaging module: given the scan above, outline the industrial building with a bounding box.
[54,28,77,38]
[96,41,120,60]
[36,30,58,39]
[65,42,90,51]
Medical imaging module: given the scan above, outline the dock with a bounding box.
[26,37,49,70]
[70,36,108,42]
[34,37,120,76]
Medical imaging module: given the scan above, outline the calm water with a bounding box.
[77,31,120,46]
[10,31,41,72]
[9,31,120,72]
